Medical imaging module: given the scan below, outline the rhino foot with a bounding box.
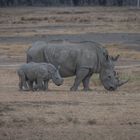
[21,89,30,92]
[83,88,93,92]
[70,86,78,91]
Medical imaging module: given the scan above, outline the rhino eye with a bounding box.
[108,75,111,79]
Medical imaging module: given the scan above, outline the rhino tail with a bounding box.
[27,54,32,63]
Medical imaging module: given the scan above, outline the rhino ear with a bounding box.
[110,54,120,61]
[103,49,109,61]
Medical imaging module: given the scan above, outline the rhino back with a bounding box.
[44,43,99,77]
[27,41,47,62]
[20,62,48,81]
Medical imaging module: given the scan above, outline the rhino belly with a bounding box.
[48,60,76,77]
[58,65,76,77]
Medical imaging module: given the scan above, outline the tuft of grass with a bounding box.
[0,104,14,113]
[87,119,97,125]
[0,120,5,127]
[66,116,80,124]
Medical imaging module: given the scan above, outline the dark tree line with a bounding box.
[0,0,138,7]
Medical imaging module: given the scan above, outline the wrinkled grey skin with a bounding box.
[27,41,128,91]
[17,62,63,91]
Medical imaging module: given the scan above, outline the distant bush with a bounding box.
[0,0,138,7]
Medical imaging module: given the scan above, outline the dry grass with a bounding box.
[0,67,140,140]
[0,44,29,56]
[0,7,140,37]
[0,7,140,140]
[106,44,140,60]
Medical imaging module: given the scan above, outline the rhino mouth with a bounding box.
[105,85,117,91]
[55,79,64,86]
[56,84,61,86]
[108,86,116,91]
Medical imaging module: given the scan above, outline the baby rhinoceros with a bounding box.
[17,62,63,91]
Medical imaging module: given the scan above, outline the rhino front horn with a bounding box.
[118,78,130,87]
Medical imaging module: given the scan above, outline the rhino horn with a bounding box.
[117,78,130,87]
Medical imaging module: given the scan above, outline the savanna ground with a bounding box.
[0,7,140,140]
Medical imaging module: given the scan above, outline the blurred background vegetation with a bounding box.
[0,0,139,7]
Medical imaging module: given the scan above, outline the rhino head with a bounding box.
[51,66,63,86]
[99,52,129,91]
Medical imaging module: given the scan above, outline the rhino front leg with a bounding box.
[27,80,34,91]
[43,80,49,91]
[70,68,89,91]
[34,78,43,91]
[82,74,93,91]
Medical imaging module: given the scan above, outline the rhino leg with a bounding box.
[43,80,49,91]
[70,68,89,91]
[27,80,34,91]
[82,74,93,91]
[18,71,29,91]
[34,77,43,91]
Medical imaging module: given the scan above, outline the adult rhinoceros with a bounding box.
[27,41,128,91]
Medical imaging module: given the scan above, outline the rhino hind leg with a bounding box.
[70,68,90,91]
[18,70,29,91]
[27,54,32,63]
[27,80,34,91]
